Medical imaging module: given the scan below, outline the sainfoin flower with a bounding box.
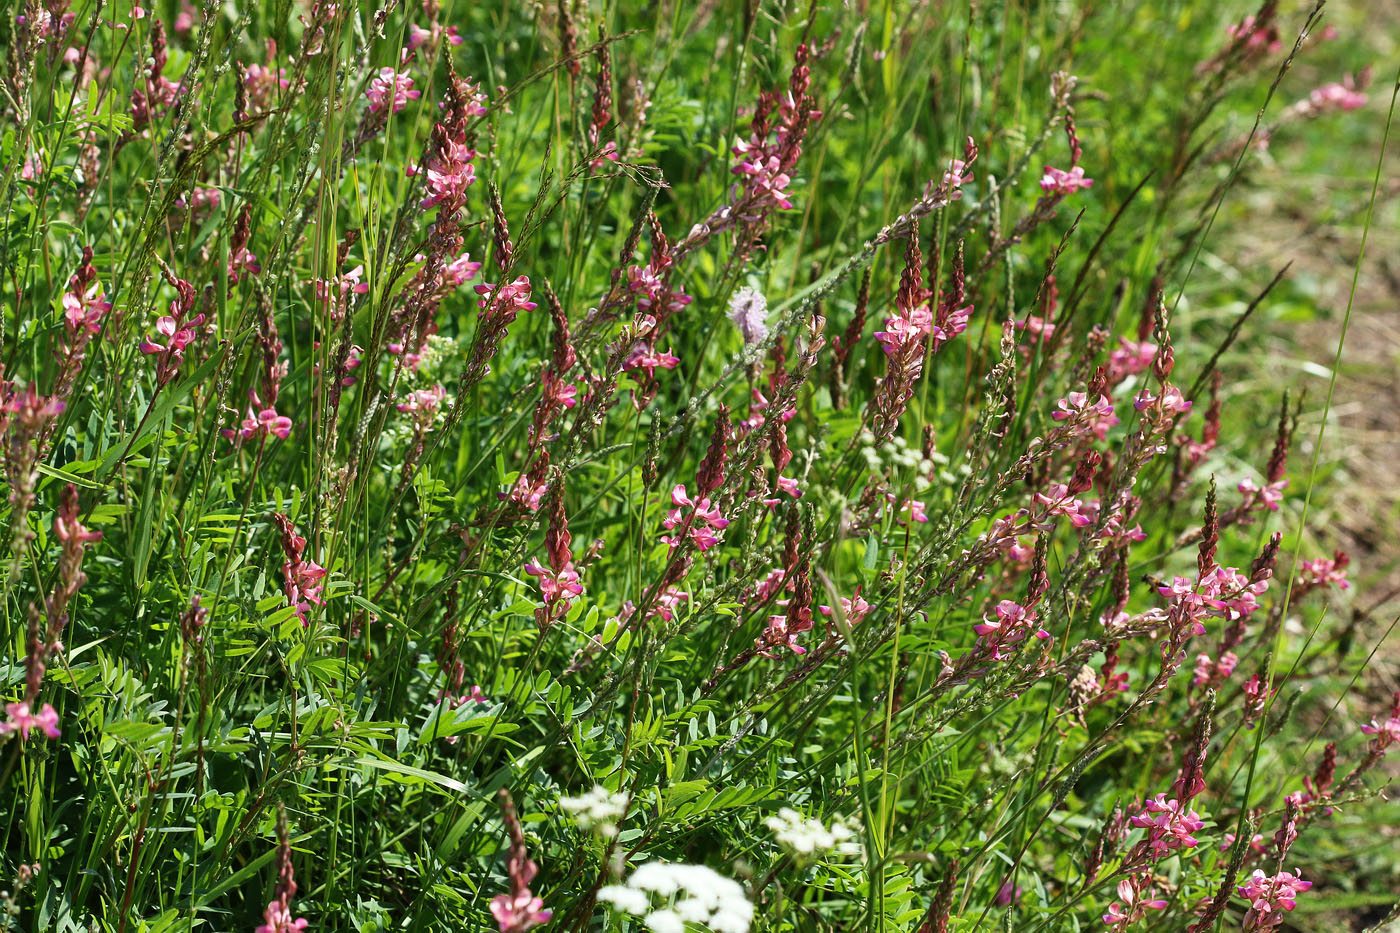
[274,514,327,622]
[1102,876,1167,927]
[255,806,307,933]
[223,392,293,444]
[0,702,61,740]
[256,902,308,933]
[1127,794,1204,857]
[61,251,112,338]
[818,589,871,628]
[1238,869,1311,931]
[1040,165,1094,194]
[1299,554,1350,591]
[1237,476,1287,511]
[598,862,753,933]
[139,275,204,386]
[973,600,1050,661]
[365,67,419,114]
[492,790,551,933]
[526,489,582,628]
[661,484,730,551]
[1360,711,1400,746]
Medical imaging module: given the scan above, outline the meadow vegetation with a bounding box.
[0,0,1397,930]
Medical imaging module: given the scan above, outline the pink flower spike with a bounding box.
[1,702,60,740]
[366,67,420,114]
[1039,165,1094,194]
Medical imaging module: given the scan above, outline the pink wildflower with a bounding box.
[1103,876,1168,927]
[408,22,463,50]
[1107,338,1156,383]
[1052,391,1118,440]
[1299,554,1350,591]
[139,275,204,386]
[1128,794,1204,857]
[492,791,552,933]
[0,702,60,740]
[623,345,680,378]
[274,515,327,622]
[1237,477,1287,512]
[818,589,871,628]
[661,484,730,552]
[256,902,309,933]
[61,255,112,337]
[1033,484,1093,528]
[256,807,308,933]
[1239,869,1311,931]
[1360,713,1400,746]
[365,67,419,114]
[942,158,974,188]
[223,392,293,444]
[973,600,1050,661]
[1039,165,1094,194]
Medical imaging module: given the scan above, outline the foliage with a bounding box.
[0,0,1395,931]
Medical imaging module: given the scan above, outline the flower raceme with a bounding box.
[222,392,293,445]
[139,274,204,386]
[523,561,583,618]
[1102,876,1167,928]
[273,514,327,623]
[525,491,582,628]
[60,247,111,346]
[418,138,477,211]
[1039,164,1094,194]
[492,791,551,933]
[1237,476,1287,512]
[255,807,307,933]
[1051,391,1118,441]
[1238,870,1312,931]
[365,67,419,114]
[1360,705,1400,748]
[0,701,60,741]
[661,484,730,552]
[972,600,1050,661]
[1127,794,1205,858]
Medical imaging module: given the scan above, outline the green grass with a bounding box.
[0,0,1396,930]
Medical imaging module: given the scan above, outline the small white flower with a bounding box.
[560,785,628,838]
[644,909,685,933]
[727,286,769,346]
[598,885,650,914]
[596,862,753,933]
[764,807,864,859]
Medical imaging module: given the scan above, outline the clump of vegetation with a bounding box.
[1,0,1395,930]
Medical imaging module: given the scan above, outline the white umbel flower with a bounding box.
[764,807,864,858]
[559,785,628,838]
[598,862,753,933]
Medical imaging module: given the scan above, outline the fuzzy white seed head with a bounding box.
[727,286,769,346]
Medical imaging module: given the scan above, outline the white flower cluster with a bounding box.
[559,785,628,838]
[764,807,863,858]
[598,862,753,933]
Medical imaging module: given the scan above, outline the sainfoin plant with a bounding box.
[1,0,1397,931]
